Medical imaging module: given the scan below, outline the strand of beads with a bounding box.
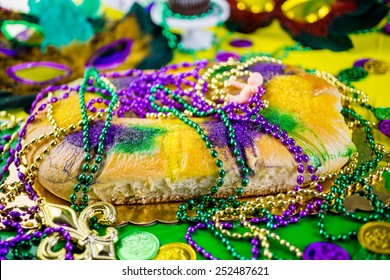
[185,204,304,260]
[0,89,77,260]
[0,111,27,204]
[271,42,312,61]
[1,71,122,259]
[69,67,118,212]
[160,2,198,56]
[312,70,370,106]
[310,68,390,241]
[0,112,20,184]
[0,223,73,260]
[318,67,390,138]
[195,56,283,107]
[317,107,390,241]
[242,113,323,228]
[96,60,209,119]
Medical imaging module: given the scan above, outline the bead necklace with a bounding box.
[271,42,312,61]
[0,111,75,259]
[69,68,119,212]
[312,66,390,241]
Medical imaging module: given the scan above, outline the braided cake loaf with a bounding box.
[24,62,355,205]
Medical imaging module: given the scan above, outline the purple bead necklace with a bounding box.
[0,85,77,259]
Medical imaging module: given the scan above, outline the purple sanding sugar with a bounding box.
[204,120,262,173]
[249,62,285,83]
[66,121,126,149]
[204,120,262,148]
[65,122,165,153]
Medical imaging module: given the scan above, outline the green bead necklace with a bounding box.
[69,67,118,213]
[309,67,390,243]
[272,42,312,61]
[317,107,389,241]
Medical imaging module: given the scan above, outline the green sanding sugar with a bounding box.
[261,107,299,133]
[343,146,356,159]
[113,125,166,154]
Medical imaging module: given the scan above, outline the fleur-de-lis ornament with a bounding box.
[36,198,118,260]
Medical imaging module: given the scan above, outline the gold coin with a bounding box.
[357,221,390,255]
[153,242,197,260]
[363,60,388,75]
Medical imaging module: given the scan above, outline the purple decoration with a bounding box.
[384,23,390,35]
[6,61,71,86]
[229,39,253,48]
[215,51,240,62]
[379,120,390,137]
[66,121,126,149]
[303,242,350,260]
[0,47,17,57]
[85,39,133,71]
[353,58,371,68]
[146,2,155,12]
[249,62,285,82]
[204,120,262,149]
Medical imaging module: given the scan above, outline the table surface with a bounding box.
[1,16,390,260]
